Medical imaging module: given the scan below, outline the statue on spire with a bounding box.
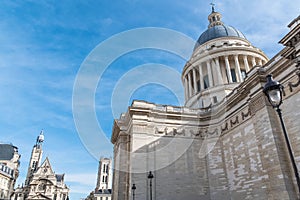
[36,130,45,145]
[210,3,215,13]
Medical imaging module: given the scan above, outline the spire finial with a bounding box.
[210,2,215,13]
[36,130,45,145]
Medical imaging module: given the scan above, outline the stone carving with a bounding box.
[288,68,300,92]
[221,122,229,132]
[230,116,239,127]
[241,108,251,120]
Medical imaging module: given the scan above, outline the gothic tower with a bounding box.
[95,157,112,190]
[182,6,268,108]
[25,130,44,186]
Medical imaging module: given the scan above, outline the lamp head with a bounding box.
[263,75,283,108]
[147,171,154,179]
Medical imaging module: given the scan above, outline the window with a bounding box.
[213,96,218,103]
[230,69,237,82]
[106,165,109,173]
[102,176,105,183]
[203,75,209,89]
[241,70,247,79]
[106,197,108,200]
[197,80,201,92]
[105,176,108,183]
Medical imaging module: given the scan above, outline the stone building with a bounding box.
[111,7,300,200]
[0,143,21,199]
[13,131,69,200]
[86,158,112,200]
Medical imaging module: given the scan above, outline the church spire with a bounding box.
[25,131,44,186]
[207,4,223,28]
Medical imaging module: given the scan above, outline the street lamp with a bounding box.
[263,74,300,196]
[132,184,136,200]
[147,171,154,200]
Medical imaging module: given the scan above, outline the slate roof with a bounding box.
[194,24,246,50]
[0,144,17,160]
[56,174,64,182]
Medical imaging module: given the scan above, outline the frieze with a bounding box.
[230,116,239,127]
[154,126,220,139]
[288,66,300,93]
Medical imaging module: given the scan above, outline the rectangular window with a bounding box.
[197,80,201,92]
[203,75,209,89]
[241,70,246,79]
[213,96,217,103]
[230,69,237,82]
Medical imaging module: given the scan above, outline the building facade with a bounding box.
[13,131,69,200]
[111,8,300,200]
[86,158,112,200]
[0,144,21,200]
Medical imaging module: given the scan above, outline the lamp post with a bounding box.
[147,171,154,200]
[263,74,300,196]
[132,184,136,200]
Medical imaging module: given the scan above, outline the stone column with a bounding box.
[192,68,197,94]
[184,77,188,100]
[258,59,263,66]
[243,55,250,72]
[206,60,213,87]
[188,71,193,97]
[198,63,204,92]
[251,56,256,67]
[234,55,243,82]
[214,57,223,85]
[224,56,233,83]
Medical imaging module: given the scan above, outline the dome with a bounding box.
[194,24,246,50]
[193,9,247,50]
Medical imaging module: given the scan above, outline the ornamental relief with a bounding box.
[155,126,220,139]
[153,107,252,139]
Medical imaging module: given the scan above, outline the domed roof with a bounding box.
[194,8,247,50]
[194,24,246,49]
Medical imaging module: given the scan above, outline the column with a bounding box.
[206,60,213,87]
[184,77,188,100]
[188,71,193,97]
[258,59,263,66]
[214,57,223,85]
[251,56,256,67]
[192,68,197,94]
[224,56,233,83]
[243,55,250,72]
[198,63,204,91]
[234,55,243,82]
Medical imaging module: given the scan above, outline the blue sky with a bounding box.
[0,0,299,199]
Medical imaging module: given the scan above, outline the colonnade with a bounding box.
[184,55,265,99]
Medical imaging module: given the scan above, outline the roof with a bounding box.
[194,24,246,50]
[56,174,64,182]
[0,144,17,160]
